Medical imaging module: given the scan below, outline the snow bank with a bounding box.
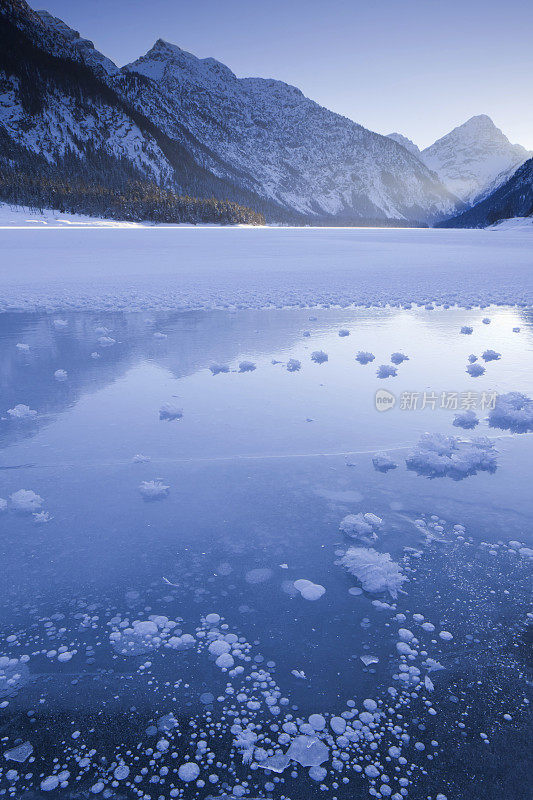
[340,547,406,598]
[405,433,497,479]
[488,392,533,433]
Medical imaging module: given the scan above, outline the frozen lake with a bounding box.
[1,302,532,800]
[1,224,532,311]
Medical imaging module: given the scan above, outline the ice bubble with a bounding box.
[309,766,327,781]
[460,326,473,334]
[377,364,397,378]
[489,392,533,433]
[363,698,378,711]
[205,613,221,624]
[341,547,406,598]
[356,351,375,364]
[113,764,130,780]
[54,369,68,381]
[138,480,169,500]
[294,579,326,600]
[209,640,231,656]
[390,352,409,364]
[311,350,328,364]
[286,735,329,767]
[308,713,326,731]
[405,433,497,479]
[178,762,200,781]
[238,360,256,372]
[331,716,346,734]
[10,489,43,513]
[372,453,398,472]
[7,404,37,420]
[466,363,485,377]
[153,331,167,339]
[482,349,501,362]
[338,329,350,337]
[365,765,380,778]
[286,358,301,372]
[215,652,235,669]
[453,410,479,429]
[97,336,115,347]
[41,776,60,791]
[159,401,183,421]
[398,628,415,642]
[439,630,453,641]
[210,363,230,375]
[16,343,30,351]
[53,318,68,328]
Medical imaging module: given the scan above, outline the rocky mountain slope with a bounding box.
[0,0,461,224]
[438,158,533,228]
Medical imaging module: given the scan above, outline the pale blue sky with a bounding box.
[30,0,533,149]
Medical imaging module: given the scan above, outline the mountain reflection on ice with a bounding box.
[0,306,532,800]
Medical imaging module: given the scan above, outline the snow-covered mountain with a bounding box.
[116,39,459,223]
[387,133,421,158]
[0,0,461,224]
[421,115,531,205]
[438,158,533,228]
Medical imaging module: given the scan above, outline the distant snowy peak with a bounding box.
[387,133,421,158]
[421,115,531,205]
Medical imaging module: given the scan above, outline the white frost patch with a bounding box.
[339,512,382,543]
[390,352,409,364]
[376,364,397,378]
[372,453,398,472]
[340,547,406,598]
[138,480,169,500]
[6,404,37,420]
[405,433,497,479]
[10,489,44,513]
[489,392,533,433]
[311,350,328,364]
[238,360,256,372]
[466,363,485,377]
[482,349,501,362]
[287,358,301,372]
[159,401,183,421]
[210,363,230,375]
[293,579,326,601]
[356,351,375,364]
[453,410,479,429]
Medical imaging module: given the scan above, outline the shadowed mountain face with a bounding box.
[0,0,460,224]
[438,158,533,228]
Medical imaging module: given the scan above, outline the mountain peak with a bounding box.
[386,133,421,157]
[128,39,237,84]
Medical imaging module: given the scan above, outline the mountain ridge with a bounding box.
[0,0,461,224]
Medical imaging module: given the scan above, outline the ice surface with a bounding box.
[406,433,497,479]
[1,227,532,312]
